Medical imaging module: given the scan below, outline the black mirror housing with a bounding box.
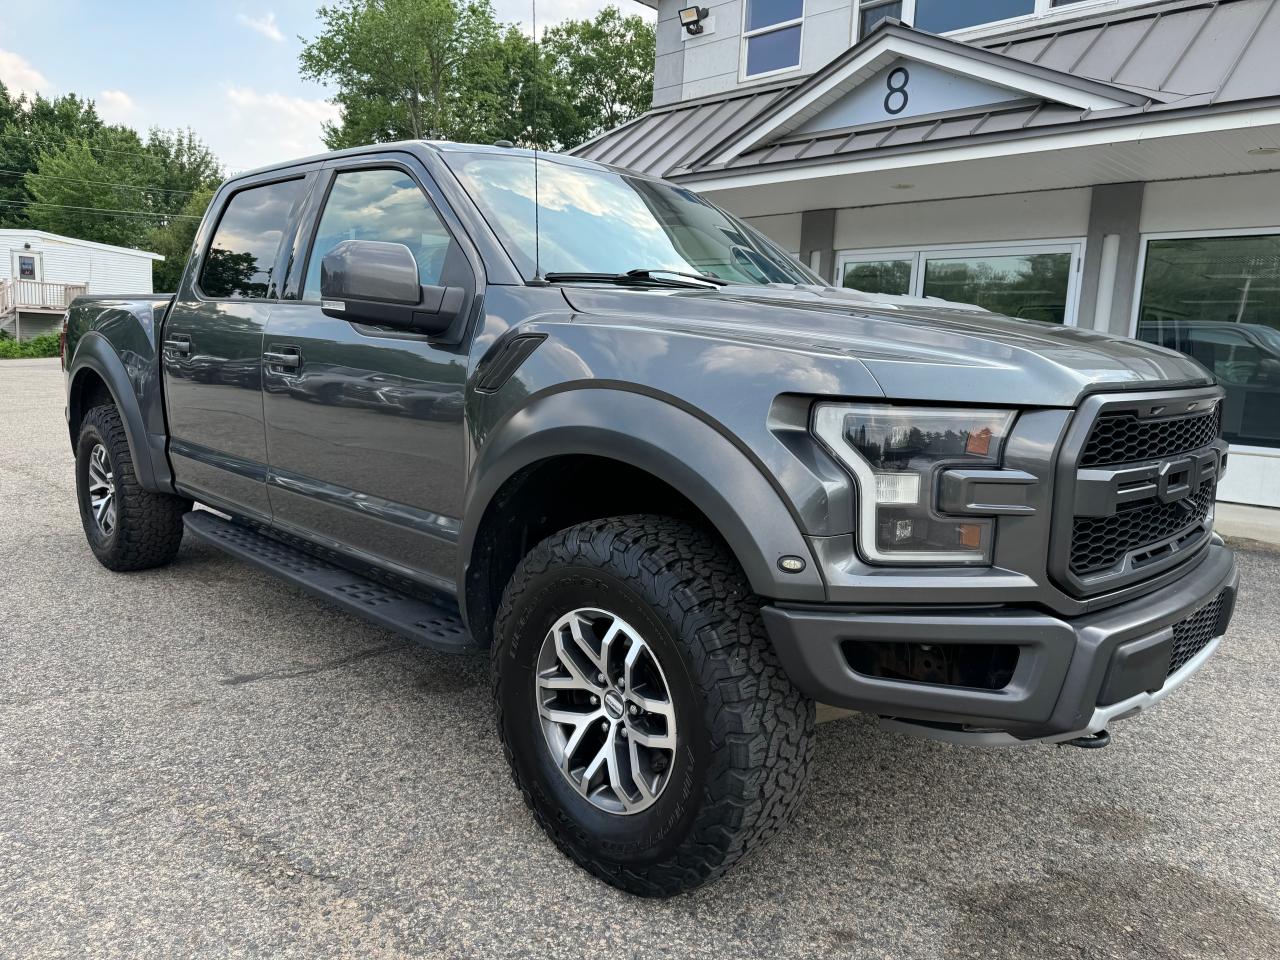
[319,240,464,336]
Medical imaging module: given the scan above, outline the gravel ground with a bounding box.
[2,356,1278,960]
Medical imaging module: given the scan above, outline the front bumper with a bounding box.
[762,543,1238,745]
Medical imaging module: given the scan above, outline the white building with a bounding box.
[576,0,1280,510]
[0,229,162,341]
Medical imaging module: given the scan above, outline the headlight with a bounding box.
[813,403,1017,565]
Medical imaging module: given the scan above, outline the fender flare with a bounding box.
[460,388,826,603]
[67,333,173,492]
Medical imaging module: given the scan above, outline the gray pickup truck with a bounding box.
[62,141,1238,896]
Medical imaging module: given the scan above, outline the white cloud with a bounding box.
[0,49,50,99]
[237,11,286,43]
[96,89,138,124]
[219,86,340,170]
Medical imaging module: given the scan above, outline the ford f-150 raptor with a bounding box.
[62,141,1238,896]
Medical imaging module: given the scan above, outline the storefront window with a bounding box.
[842,258,912,295]
[921,252,1071,322]
[1137,234,1280,449]
[838,243,1079,322]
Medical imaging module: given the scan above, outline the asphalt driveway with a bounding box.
[2,357,1278,959]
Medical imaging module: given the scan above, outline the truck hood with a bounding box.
[560,284,1212,407]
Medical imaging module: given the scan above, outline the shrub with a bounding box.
[0,333,61,359]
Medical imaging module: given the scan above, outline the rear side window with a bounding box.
[199,178,307,299]
[302,168,457,301]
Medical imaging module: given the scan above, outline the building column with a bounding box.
[1077,182,1145,335]
[799,208,837,285]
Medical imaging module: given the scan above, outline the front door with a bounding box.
[161,174,313,519]
[12,250,43,283]
[261,162,476,589]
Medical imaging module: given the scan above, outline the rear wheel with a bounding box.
[75,404,189,571]
[493,515,814,897]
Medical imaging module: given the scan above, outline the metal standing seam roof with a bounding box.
[571,0,1280,180]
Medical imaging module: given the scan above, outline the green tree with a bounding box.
[0,85,104,228]
[543,7,655,147]
[300,0,508,146]
[300,1,654,151]
[144,184,215,292]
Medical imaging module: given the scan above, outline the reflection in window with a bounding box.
[303,169,455,301]
[446,153,814,286]
[744,0,804,77]
[1137,234,1280,448]
[922,252,1070,322]
[914,0,1035,33]
[199,179,307,299]
[858,0,902,38]
[843,258,912,295]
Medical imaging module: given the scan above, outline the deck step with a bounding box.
[184,511,474,653]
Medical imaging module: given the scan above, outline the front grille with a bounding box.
[1079,406,1220,468]
[1168,592,1226,675]
[1054,394,1224,595]
[1070,483,1215,577]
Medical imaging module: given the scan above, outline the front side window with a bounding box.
[302,168,456,301]
[446,152,816,286]
[199,178,307,300]
[858,0,902,38]
[744,0,804,78]
[1137,233,1280,449]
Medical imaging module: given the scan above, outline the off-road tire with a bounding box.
[75,403,189,571]
[492,515,815,897]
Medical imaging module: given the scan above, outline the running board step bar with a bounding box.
[184,511,474,653]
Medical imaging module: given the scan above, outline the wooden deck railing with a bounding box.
[0,278,88,313]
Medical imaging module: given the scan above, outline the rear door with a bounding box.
[260,155,478,589]
[162,172,315,518]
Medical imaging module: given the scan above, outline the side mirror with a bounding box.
[320,240,464,335]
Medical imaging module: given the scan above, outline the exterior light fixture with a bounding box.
[679,5,709,35]
[1247,146,1280,156]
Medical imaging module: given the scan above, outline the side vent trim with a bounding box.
[476,333,546,393]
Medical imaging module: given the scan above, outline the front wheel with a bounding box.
[492,515,814,897]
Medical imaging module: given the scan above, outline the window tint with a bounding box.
[199,179,306,299]
[914,0,1034,33]
[303,168,455,301]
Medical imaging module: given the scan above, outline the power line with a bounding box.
[0,198,203,221]
[0,168,202,198]
[0,131,219,169]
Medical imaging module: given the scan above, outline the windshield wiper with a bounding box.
[541,268,728,289]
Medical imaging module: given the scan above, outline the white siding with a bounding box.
[1,231,156,294]
[1140,171,1280,234]
[834,188,1092,251]
[744,213,802,252]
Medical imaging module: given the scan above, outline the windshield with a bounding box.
[444,151,818,286]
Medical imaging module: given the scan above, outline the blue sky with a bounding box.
[0,0,652,174]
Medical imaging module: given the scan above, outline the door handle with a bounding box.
[164,336,191,356]
[263,348,300,369]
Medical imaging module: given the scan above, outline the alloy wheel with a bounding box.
[87,443,117,536]
[535,608,678,815]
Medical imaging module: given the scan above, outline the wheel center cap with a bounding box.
[603,689,625,720]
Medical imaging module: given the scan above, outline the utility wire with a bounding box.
[0,131,196,166]
[0,168,202,197]
[0,198,203,220]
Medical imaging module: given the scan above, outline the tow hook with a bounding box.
[1062,729,1111,749]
